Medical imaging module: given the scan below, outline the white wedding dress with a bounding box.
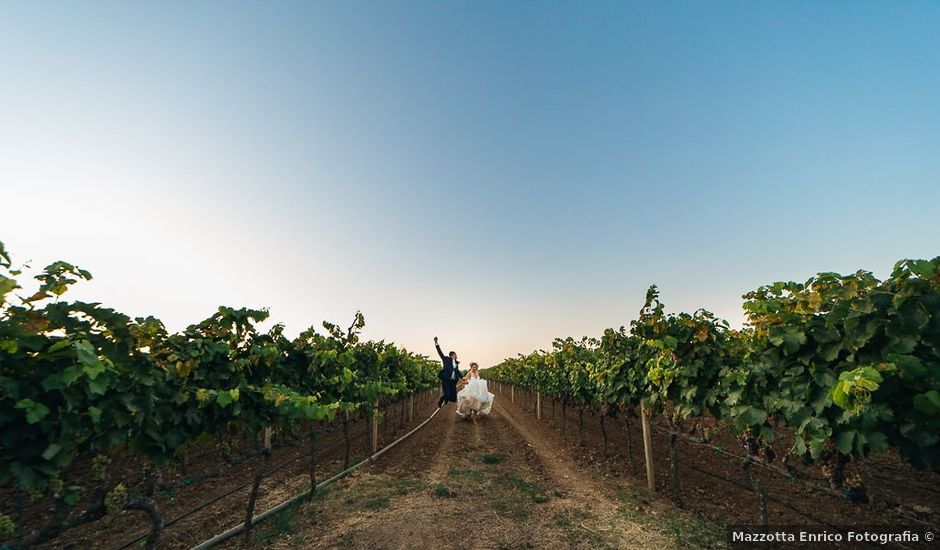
[456,372,495,417]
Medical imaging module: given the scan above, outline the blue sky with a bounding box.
[2,1,938,365]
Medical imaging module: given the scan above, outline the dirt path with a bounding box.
[256,394,673,549]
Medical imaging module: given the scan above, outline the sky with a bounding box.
[1,1,938,366]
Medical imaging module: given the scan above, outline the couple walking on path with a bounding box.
[434,337,495,421]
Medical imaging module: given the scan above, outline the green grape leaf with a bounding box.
[835,430,856,454]
[15,399,50,424]
[42,444,62,460]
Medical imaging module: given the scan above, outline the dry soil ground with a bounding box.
[236,394,724,550]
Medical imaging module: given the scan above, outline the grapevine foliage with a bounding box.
[0,241,438,498]
[488,257,940,474]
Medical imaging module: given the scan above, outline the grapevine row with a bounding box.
[486,256,940,499]
[0,241,439,545]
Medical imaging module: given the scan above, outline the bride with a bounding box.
[456,362,495,420]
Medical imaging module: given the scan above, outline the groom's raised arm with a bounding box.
[434,337,446,362]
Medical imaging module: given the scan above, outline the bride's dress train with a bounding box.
[456,377,495,416]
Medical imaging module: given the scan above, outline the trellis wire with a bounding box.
[108,394,431,550]
[649,423,935,529]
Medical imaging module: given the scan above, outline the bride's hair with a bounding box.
[470,362,479,368]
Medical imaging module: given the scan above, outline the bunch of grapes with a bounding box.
[820,451,848,489]
[92,455,111,482]
[738,428,759,456]
[701,427,716,444]
[0,513,15,536]
[49,477,64,495]
[104,484,127,514]
[25,486,43,504]
[760,445,776,463]
[821,463,843,488]
[841,471,868,503]
[163,461,179,476]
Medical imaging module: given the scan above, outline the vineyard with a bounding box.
[1,239,939,549]
[0,241,442,548]
[485,257,940,537]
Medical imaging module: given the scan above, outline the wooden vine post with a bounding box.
[244,430,273,543]
[511,385,515,403]
[409,394,415,423]
[308,428,318,499]
[561,400,567,435]
[623,413,635,472]
[536,391,542,420]
[371,399,379,454]
[640,399,655,492]
[343,410,351,468]
[578,407,585,445]
[669,432,683,507]
[382,403,389,437]
[741,458,768,526]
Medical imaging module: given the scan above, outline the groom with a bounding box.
[434,336,463,408]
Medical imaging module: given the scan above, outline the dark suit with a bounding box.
[436,343,463,407]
